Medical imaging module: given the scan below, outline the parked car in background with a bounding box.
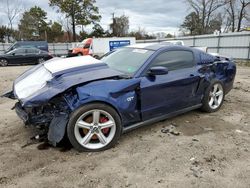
[161,40,185,46]
[0,47,53,66]
[5,41,49,54]
[3,43,236,152]
[68,37,136,58]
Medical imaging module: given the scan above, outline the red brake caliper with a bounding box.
[100,117,109,134]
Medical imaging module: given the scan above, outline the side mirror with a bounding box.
[148,66,168,76]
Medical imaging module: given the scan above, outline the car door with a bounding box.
[7,48,26,64]
[25,48,40,63]
[140,50,201,121]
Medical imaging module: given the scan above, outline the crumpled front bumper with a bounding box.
[14,101,70,146]
[15,102,29,124]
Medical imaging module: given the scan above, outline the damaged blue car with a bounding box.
[4,44,236,151]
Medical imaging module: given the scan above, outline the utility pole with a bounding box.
[111,12,115,36]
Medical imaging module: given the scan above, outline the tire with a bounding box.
[0,59,8,66]
[37,58,45,64]
[93,55,100,59]
[67,103,122,152]
[201,80,225,113]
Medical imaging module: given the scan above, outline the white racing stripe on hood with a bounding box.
[44,55,102,73]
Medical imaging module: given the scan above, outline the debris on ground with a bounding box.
[190,167,203,178]
[0,177,9,185]
[21,133,48,149]
[192,138,199,142]
[203,127,214,131]
[235,129,243,133]
[161,125,181,136]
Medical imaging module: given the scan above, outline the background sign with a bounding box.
[109,40,131,51]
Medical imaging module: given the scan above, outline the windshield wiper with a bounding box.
[117,74,132,79]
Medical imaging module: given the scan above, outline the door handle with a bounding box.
[190,74,195,77]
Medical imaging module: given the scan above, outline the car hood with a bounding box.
[13,56,125,106]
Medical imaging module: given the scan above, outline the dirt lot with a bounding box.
[0,65,250,188]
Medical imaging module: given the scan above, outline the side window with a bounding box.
[150,50,195,71]
[14,49,26,55]
[27,48,38,54]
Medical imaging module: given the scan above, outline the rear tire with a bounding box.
[201,80,225,113]
[67,103,122,152]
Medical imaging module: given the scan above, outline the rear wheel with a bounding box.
[67,103,122,152]
[0,59,8,66]
[201,80,224,113]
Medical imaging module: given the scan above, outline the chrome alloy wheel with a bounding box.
[74,109,116,150]
[0,59,8,66]
[38,58,45,64]
[208,83,224,109]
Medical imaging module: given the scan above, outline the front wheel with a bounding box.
[67,103,122,152]
[201,80,225,113]
[0,59,8,66]
[37,58,45,64]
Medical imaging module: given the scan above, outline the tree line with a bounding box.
[0,0,249,43]
[181,0,250,35]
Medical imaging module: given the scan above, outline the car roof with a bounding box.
[126,43,193,51]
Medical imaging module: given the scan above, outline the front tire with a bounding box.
[0,59,8,66]
[201,80,225,113]
[37,58,45,64]
[67,103,122,152]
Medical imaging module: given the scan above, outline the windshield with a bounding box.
[6,43,18,53]
[101,48,154,75]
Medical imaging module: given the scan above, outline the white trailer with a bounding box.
[70,37,136,58]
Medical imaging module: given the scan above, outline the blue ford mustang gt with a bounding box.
[4,43,236,151]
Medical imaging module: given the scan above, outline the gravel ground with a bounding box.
[0,65,250,188]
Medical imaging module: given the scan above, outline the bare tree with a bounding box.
[4,0,22,30]
[58,14,72,42]
[237,0,250,31]
[186,0,225,34]
[225,0,236,32]
[109,14,129,37]
[224,0,250,32]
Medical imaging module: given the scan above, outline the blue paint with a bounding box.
[109,40,131,51]
[8,45,236,137]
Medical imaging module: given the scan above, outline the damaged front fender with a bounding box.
[64,78,142,126]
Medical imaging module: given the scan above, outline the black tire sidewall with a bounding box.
[0,59,8,66]
[201,80,225,113]
[67,103,122,152]
[37,58,45,64]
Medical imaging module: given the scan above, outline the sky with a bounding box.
[0,0,189,35]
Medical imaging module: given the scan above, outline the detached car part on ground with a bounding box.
[3,44,236,152]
